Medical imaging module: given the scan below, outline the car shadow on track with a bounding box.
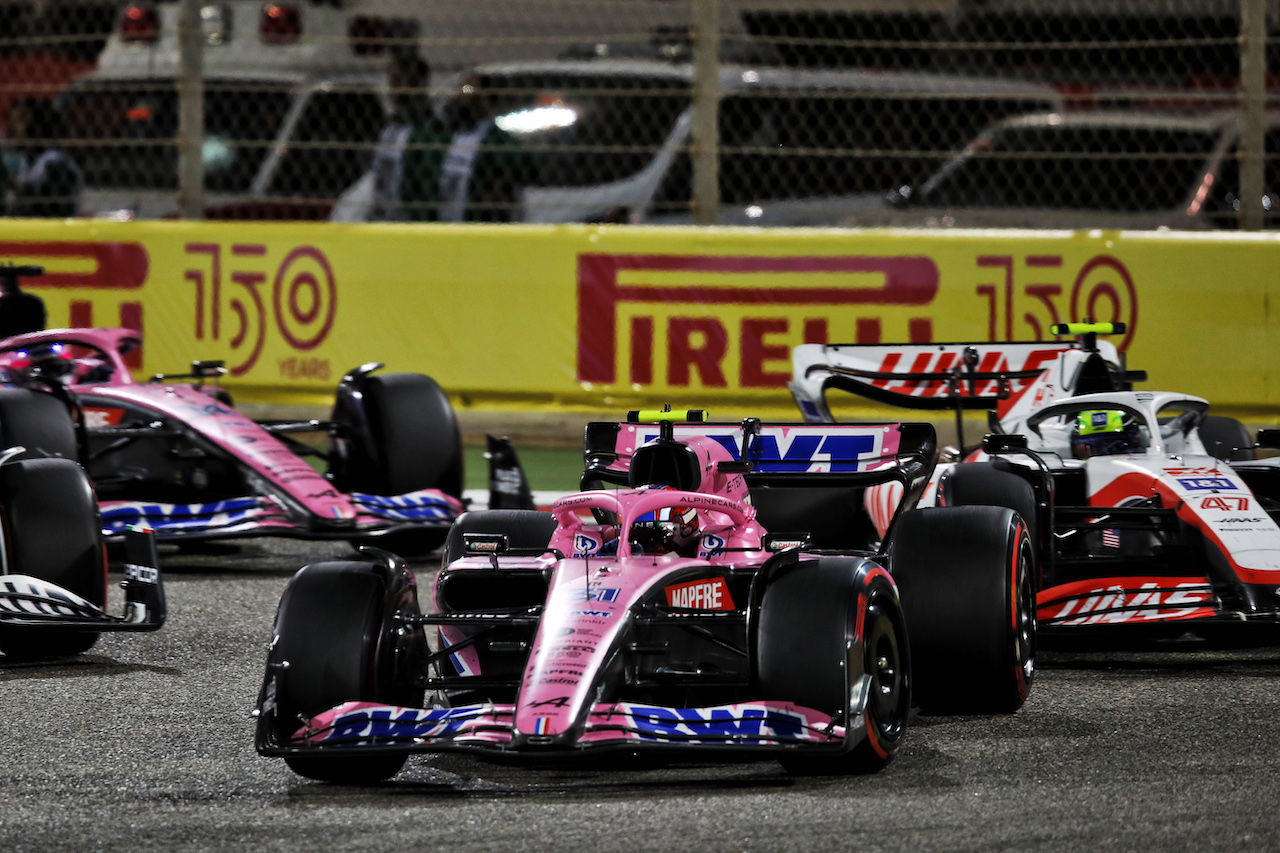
[271,749,973,803]
[280,766,799,803]
[1038,647,1280,673]
[0,654,182,679]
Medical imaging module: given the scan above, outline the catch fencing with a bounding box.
[0,0,1277,226]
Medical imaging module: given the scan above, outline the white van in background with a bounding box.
[59,0,403,219]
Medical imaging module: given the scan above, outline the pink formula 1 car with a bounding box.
[790,323,1280,646]
[0,327,464,552]
[255,411,1036,782]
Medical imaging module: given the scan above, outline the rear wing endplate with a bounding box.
[0,528,165,632]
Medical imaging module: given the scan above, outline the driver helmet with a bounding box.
[632,489,700,556]
[1071,409,1139,458]
[655,503,699,554]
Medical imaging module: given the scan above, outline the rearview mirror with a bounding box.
[1255,429,1280,450]
[982,434,1028,454]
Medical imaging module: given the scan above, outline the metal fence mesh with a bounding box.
[0,0,1275,227]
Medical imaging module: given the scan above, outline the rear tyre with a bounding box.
[331,372,464,556]
[268,561,423,783]
[939,461,1038,552]
[0,387,78,460]
[757,558,910,775]
[1199,416,1255,461]
[441,510,557,566]
[889,506,1035,715]
[0,458,105,659]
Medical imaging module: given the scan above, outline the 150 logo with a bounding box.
[976,254,1137,349]
[184,243,337,376]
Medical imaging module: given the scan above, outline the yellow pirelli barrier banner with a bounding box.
[1,219,1278,420]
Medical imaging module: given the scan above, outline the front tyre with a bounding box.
[330,372,463,497]
[330,371,464,556]
[757,558,910,775]
[0,458,106,659]
[266,561,424,784]
[0,388,79,460]
[1199,415,1255,461]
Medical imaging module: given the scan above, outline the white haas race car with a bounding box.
[790,322,1280,645]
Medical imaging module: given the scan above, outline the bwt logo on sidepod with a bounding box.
[576,254,939,390]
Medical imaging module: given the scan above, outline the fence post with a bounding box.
[1239,0,1266,230]
[177,0,205,219]
[691,0,720,226]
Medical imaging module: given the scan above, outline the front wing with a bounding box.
[0,529,166,632]
[98,489,461,541]
[258,699,849,760]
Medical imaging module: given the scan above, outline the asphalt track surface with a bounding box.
[4,537,1280,853]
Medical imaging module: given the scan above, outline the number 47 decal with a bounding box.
[1202,496,1250,511]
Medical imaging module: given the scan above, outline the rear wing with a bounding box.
[788,323,1141,423]
[582,413,936,489]
[789,341,1085,421]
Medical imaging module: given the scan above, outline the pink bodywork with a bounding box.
[301,483,848,749]
[437,483,765,726]
[0,327,463,532]
[288,421,913,751]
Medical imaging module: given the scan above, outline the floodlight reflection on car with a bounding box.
[497,105,577,135]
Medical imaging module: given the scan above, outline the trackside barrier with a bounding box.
[0,219,1277,422]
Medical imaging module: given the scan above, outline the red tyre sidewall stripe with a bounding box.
[855,575,895,760]
[1010,519,1030,701]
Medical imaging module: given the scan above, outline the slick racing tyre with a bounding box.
[1198,416,1255,461]
[331,372,464,557]
[889,506,1036,715]
[441,509,558,567]
[0,387,78,461]
[757,557,910,775]
[939,461,1038,552]
[331,372,463,498]
[0,458,106,659]
[267,561,424,784]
